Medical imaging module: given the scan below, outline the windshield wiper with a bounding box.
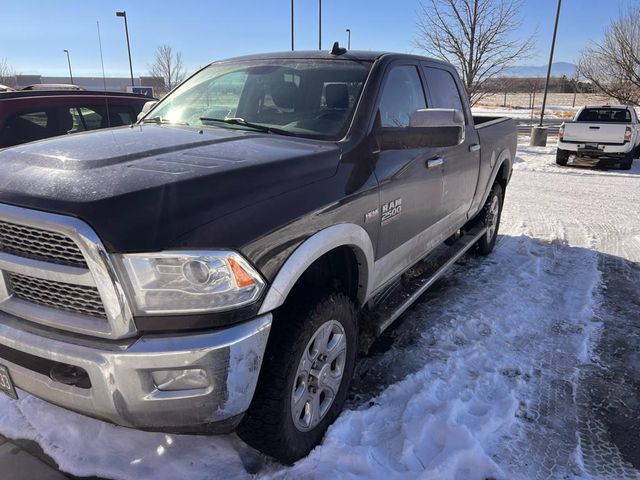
[142,116,189,126]
[199,117,293,136]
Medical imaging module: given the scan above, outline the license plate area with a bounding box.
[0,364,18,400]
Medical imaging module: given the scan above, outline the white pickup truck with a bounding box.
[556,105,639,170]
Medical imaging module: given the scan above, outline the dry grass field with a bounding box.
[476,92,615,109]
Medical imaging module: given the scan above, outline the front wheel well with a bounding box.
[283,246,361,310]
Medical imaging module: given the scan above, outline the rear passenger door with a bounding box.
[422,64,480,225]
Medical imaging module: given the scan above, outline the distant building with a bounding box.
[13,75,165,94]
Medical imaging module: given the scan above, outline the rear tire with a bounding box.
[556,148,570,166]
[237,293,357,464]
[621,150,634,170]
[475,183,503,256]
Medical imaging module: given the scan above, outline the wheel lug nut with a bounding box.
[309,386,317,394]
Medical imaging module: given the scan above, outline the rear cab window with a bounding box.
[577,108,632,123]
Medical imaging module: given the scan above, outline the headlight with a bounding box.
[116,251,265,315]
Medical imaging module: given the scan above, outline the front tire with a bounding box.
[556,148,570,166]
[238,293,357,464]
[476,183,503,255]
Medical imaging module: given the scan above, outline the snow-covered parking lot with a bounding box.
[1,141,639,480]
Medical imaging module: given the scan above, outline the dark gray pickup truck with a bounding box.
[0,47,516,463]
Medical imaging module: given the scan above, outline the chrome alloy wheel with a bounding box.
[291,320,347,431]
[486,194,500,242]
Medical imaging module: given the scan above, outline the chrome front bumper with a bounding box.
[0,312,272,432]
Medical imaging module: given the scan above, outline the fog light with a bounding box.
[152,369,209,391]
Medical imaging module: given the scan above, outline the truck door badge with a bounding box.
[365,208,379,223]
[381,198,402,225]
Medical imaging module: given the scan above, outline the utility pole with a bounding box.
[539,0,562,126]
[318,0,322,50]
[63,49,74,85]
[291,0,294,51]
[116,11,135,87]
[346,28,351,50]
[531,0,562,146]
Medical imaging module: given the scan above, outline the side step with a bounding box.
[368,225,487,336]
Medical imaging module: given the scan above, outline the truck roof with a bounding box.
[212,50,450,67]
[0,90,155,101]
[583,104,632,110]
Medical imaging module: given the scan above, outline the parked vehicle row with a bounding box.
[0,48,516,463]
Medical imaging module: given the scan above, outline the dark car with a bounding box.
[0,90,153,148]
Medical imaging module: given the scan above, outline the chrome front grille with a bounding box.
[8,273,107,319]
[0,203,135,339]
[0,220,87,268]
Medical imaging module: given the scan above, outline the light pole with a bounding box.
[63,49,74,85]
[346,28,351,50]
[291,0,294,51]
[318,0,322,50]
[116,11,135,87]
[531,0,562,146]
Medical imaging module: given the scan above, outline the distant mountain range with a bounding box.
[504,62,577,78]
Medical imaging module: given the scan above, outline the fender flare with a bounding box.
[257,223,375,315]
[479,147,512,208]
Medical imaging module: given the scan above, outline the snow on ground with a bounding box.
[1,141,640,479]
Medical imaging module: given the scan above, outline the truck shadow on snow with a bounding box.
[561,155,640,175]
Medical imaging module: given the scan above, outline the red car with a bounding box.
[0,90,153,148]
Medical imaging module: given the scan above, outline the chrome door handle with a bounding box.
[469,143,481,152]
[427,157,444,168]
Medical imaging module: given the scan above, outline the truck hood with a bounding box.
[0,125,341,252]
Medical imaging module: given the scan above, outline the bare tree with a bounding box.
[577,7,640,105]
[0,58,16,88]
[415,0,535,105]
[149,45,186,93]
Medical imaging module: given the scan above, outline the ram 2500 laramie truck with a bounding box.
[0,48,516,463]
[557,104,639,170]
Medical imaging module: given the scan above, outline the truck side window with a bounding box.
[378,66,427,128]
[423,67,465,119]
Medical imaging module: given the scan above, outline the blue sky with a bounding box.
[0,0,633,77]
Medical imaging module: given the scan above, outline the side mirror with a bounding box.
[377,108,465,150]
[137,100,158,122]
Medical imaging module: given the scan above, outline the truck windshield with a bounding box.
[576,108,632,123]
[148,59,371,140]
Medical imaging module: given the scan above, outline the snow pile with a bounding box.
[280,233,601,479]
[0,393,251,480]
